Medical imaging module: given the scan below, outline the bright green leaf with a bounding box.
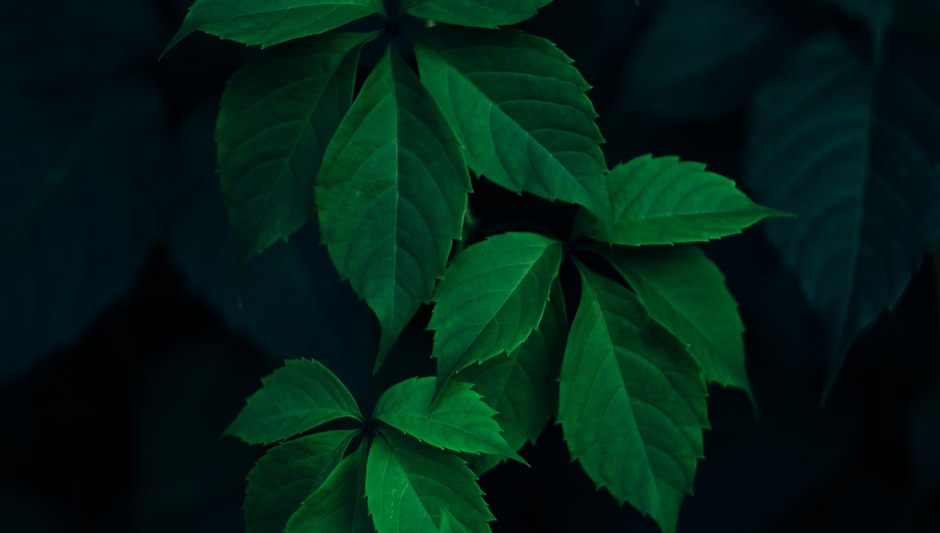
[216,32,370,266]
[225,358,362,445]
[595,244,752,396]
[559,264,708,533]
[162,0,378,55]
[245,429,357,533]
[366,429,493,533]
[317,45,470,369]
[374,377,521,461]
[401,0,551,28]
[575,154,787,246]
[413,27,609,227]
[429,232,562,388]
[285,441,370,532]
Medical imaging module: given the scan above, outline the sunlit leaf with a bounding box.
[401,0,551,28]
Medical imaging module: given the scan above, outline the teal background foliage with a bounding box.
[1,0,939,532]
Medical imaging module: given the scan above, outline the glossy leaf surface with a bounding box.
[401,0,551,28]
[285,443,369,532]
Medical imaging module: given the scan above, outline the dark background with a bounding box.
[2,0,939,531]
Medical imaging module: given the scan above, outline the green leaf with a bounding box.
[428,232,562,388]
[745,33,940,394]
[225,358,363,444]
[413,27,609,227]
[575,154,787,246]
[457,279,566,472]
[245,429,357,533]
[594,244,751,396]
[216,32,370,266]
[374,377,521,461]
[285,441,370,532]
[366,429,494,533]
[559,264,709,533]
[317,45,470,369]
[401,0,551,28]
[162,0,379,55]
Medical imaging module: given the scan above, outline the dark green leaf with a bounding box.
[825,0,893,42]
[401,0,551,27]
[317,45,470,368]
[559,264,708,533]
[285,441,369,532]
[246,429,357,533]
[745,33,940,393]
[162,0,378,55]
[429,232,562,387]
[225,359,363,444]
[576,154,787,246]
[374,378,521,460]
[366,429,493,533]
[596,244,751,395]
[413,27,609,227]
[217,32,370,266]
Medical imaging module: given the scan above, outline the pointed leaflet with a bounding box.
[745,33,940,391]
[559,264,708,533]
[401,0,551,28]
[216,32,369,266]
[429,232,562,388]
[162,0,378,55]
[245,429,357,533]
[373,377,520,461]
[575,154,786,246]
[225,358,362,445]
[366,429,494,533]
[317,46,470,368]
[285,441,371,532]
[413,27,609,227]
[595,244,751,395]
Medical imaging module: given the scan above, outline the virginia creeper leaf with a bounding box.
[374,377,521,461]
[575,154,787,246]
[245,429,357,533]
[216,32,370,266]
[429,232,562,388]
[745,33,940,394]
[225,358,363,444]
[401,0,552,28]
[285,441,368,532]
[413,27,609,227]
[559,264,709,533]
[317,45,470,369]
[366,429,494,533]
[162,0,378,55]
[595,244,752,396]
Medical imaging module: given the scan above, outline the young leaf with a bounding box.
[575,154,787,246]
[413,27,609,228]
[400,0,552,28]
[245,429,357,533]
[216,32,370,267]
[559,264,709,533]
[316,45,470,369]
[745,33,940,395]
[429,232,562,388]
[373,377,521,461]
[594,244,752,396]
[285,441,370,532]
[225,358,363,445]
[162,0,378,55]
[366,429,494,533]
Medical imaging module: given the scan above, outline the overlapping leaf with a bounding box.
[316,46,470,367]
[245,429,357,533]
[745,33,940,392]
[413,27,609,227]
[225,358,362,444]
[428,232,562,387]
[596,244,751,395]
[162,0,378,54]
[401,0,552,28]
[366,429,493,533]
[373,377,520,460]
[216,32,369,266]
[285,443,369,532]
[559,265,708,533]
[576,154,786,246]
